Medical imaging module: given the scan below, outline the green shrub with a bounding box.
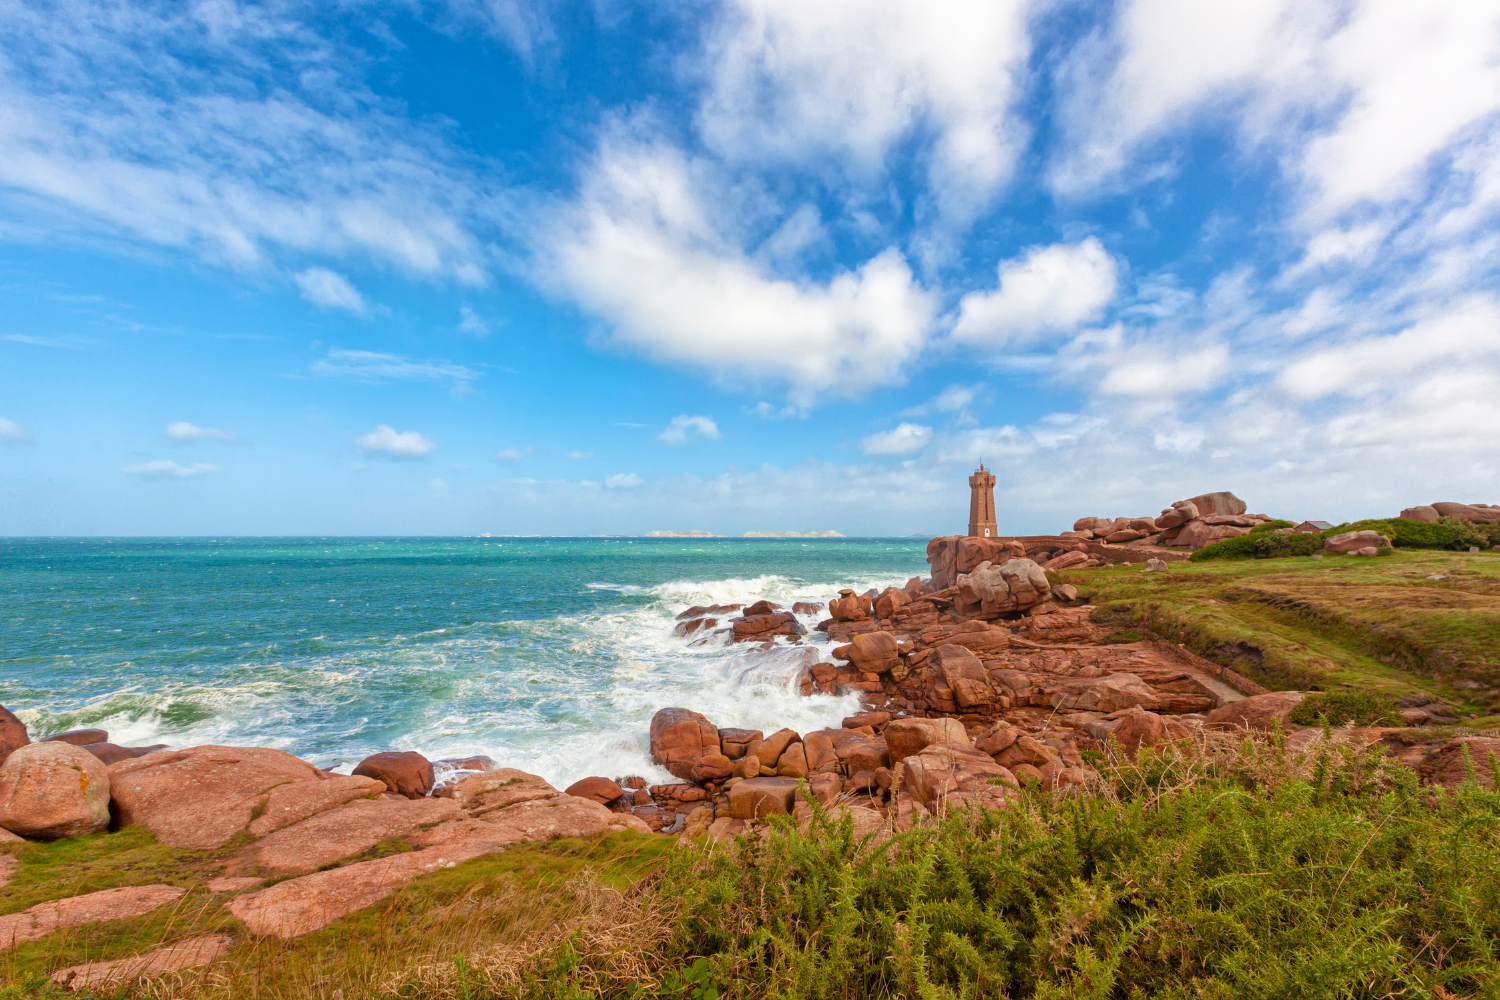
[1288,689,1398,726]
[1249,519,1296,534]
[1319,517,1489,550]
[1191,530,1323,562]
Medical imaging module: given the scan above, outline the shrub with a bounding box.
[1320,517,1489,550]
[1249,519,1296,534]
[1288,689,1398,726]
[1190,530,1323,562]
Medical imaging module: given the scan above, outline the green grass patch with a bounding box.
[1288,689,1399,727]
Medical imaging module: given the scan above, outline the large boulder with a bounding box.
[1109,711,1169,758]
[248,774,386,837]
[874,587,909,619]
[751,729,801,770]
[109,745,324,849]
[1205,691,1305,732]
[82,744,166,767]
[237,797,462,875]
[1173,521,1251,549]
[956,537,1024,575]
[727,776,800,819]
[564,776,625,805]
[0,742,111,840]
[1431,502,1500,524]
[901,743,1016,813]
[1324,530,1391,554]
[0,706,28,767]
[1186,492,1247,516]
[649,707,722,781]
[956,559,1051,616]
[1051,673,1162,713]
[884,717,969,763]
[352,751,434,799]
[829,590,871,621]
[835,631,902,674]
[934,644,1001,710]
[42,729,108,747]
[1400,505,1440,522]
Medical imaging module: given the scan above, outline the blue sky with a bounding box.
[2,0,1497,536]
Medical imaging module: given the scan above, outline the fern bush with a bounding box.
[537,733,1500,999]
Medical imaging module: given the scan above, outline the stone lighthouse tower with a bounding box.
[968,464,998,537]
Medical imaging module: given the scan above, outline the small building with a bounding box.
[1294,520,1333,534]
[968,464,997,537]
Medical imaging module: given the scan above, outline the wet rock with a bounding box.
[842,711,890,730]
[792,601,823,615]
[717,728,763,760]
[0,706,28,767]
[83,744,167,767]
[564,776,625,805]
[1205,691,1306,732]
[776,743,810,778]
[829,589,871,621]
[743,600,783,616]
[247,774,386,837]
[884,717,969,763]
[752,728,801,770]
[731,611,806,642]
[833,631,902,673]
[728,776,800,819]
[352,751,434,799]
[108,745,324,849]
[649,707,722,781]
[41,729,108,747]
[0,885,186,948]
[0,742,111,840]
[51,934,234,990]
[436,755,497,772]
[238,797,462,875]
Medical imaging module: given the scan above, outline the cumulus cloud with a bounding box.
[294,268,367,314]
[124,459,221,479]
[544,141,935,406]
[952,238,1119,348]
[699,0,1032,233]
[658,414,721,446]
[0,417,33,443]
[605,472,643,489]
[862,423,934,456]
[310,349,479,392]
[355,425,436,460]
[165,421,237,442]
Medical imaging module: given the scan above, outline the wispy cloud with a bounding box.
[566,450,594,460]
[658,414,721,446]
[124,459,220,480]
[861,422,933,456]
[492,447,530,462]
[0,417,33,444]
[355,425,436,460]
[457,306,490,337]
[605,472,643,489]
[295,268,367,314]
[166,421,238,443]
[310,349,480,392]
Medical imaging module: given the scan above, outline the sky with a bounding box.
[1,0,1498,537]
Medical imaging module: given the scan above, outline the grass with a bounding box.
[1054,549,1500,718]
[4,734,1500,998]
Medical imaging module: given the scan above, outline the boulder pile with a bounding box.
[1399,502,1500,524]
[1067,491,1276,550]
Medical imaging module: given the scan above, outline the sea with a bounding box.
[0,537,927,788]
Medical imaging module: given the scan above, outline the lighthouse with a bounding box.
[968,464,997,538]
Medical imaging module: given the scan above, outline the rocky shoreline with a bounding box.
[3,491,1499,982]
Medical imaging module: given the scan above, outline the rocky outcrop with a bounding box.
[728,776,799,819]
[1205,691,1305,732]
[649,707,725,781]
[108,745,325,849]
[0,885,186,948]
[901,741,1016,813]
[41,729,108,747]
[50,934,234,990]
[83,744,167,767]
[884,717,968,763]
[1402,502,1500,525]
[955,559,1051,617]
[0,742,111,840]
[247,774,385,837]
[352,751,434,799]
[238,797,462,875]
[0,706,28,767]
[1324,530,1392,555]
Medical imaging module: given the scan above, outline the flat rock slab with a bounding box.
[478,795,652,840]
[205,876,263,893]
[0,885,186,949]
[247,774,385,837]
[109,745,324,849]
[237,797,461,875]
[229,841,499,939]
[50,933,233,990]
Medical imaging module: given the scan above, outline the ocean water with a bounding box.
[0,537,927,788]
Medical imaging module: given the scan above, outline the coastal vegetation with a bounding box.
[4,731,1499,998]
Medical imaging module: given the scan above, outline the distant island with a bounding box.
[741,530,845,538]
[645,530,716,537]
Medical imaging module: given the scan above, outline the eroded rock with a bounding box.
[0,742,111,840]
[0,885,185,949]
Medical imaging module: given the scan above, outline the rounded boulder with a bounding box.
[0,705,29,767]
[352,751,435,799]
[0,741,111,840]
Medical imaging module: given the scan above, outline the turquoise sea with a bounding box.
[0,537,927,787]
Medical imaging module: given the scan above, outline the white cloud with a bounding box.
[355,425,436,460]
[604,472,643,489]
[0,417,33,443]
[165,421,237,442]
[658,414,721,446]
[309,349,479,392]
[544,141,935,406]
[492,447,529,462]
[124,459,221,479]
[0,2,492,281]
[699,0,1032,232]
[458,306,490,337]
[861,422,933,456]
[566,451,594,459]
[952,238,1119,348]
[294,268,367,314]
